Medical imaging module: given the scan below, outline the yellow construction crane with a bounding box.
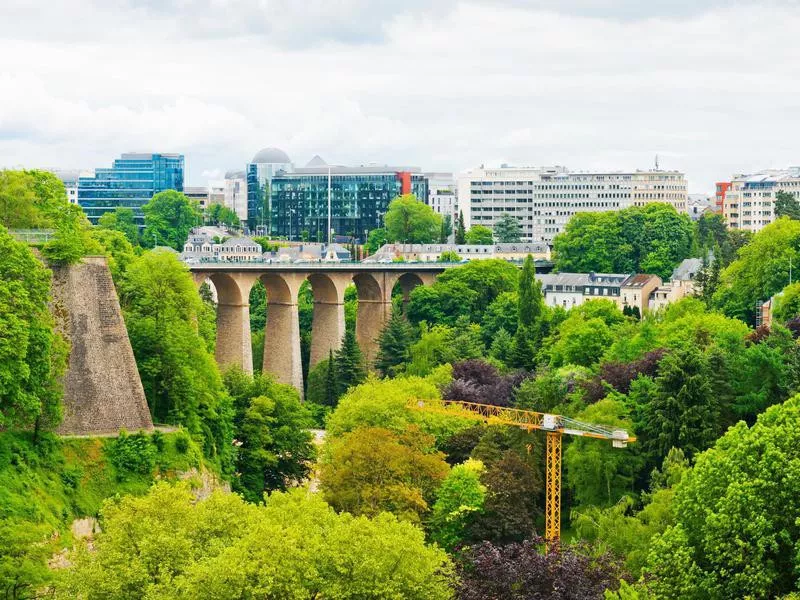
[410,400,636,545]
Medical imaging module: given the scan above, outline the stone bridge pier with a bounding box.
[191,265,443,397]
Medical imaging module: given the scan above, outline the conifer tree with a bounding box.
[334,328,366,396]
[375,310,415,377]
[324,349,338,407]
[511,255,543,369]
[455,211,467,245]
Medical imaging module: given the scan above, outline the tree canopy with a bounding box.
[97,207,139,246]
[142,190,201,250]
[384,194,442,244]
[465,225,494,245]
[492,213,522,243]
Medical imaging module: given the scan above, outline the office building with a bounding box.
[246,147,294,232]
[721,168,800,232]
[184,186,212,210]
[425,172,457,222]
[224,171,248,221]
[458,165,688,244]
[77,153,184,226]
[270,162,428,242]
[51,169,88,205]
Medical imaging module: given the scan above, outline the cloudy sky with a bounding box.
[1,0,799,192]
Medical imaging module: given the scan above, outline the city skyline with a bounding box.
[2,1,800,193]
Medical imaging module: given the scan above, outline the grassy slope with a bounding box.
[0,430,210,546]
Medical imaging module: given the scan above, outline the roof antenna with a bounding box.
[655,154,660,170]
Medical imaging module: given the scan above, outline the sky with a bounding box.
[1,1,799,193]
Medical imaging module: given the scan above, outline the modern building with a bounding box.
[458,165,688,244]
[715,181,731,214]
[184,186,212,211]
[537,272,662,315]
[425,172,457,223]
[51,169,87,205]
[721,168,800,232]
[270,162,428,242]
[246,147,294,233]
[224,170,248,222]
[77,153,184,226]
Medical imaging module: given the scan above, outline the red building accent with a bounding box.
[715,181,731,214]
[397,171,412,195]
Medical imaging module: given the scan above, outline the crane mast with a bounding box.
[410,400,636,546]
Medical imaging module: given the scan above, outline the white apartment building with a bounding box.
[458,165,688,244]
[224,170,248,222]
[722,168,800,233]
[425,172,457,221]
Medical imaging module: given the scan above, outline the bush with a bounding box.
[107,431,156,476]
[174,432,190,454]
[150,430,165,452]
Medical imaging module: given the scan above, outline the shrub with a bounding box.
[107,431,156,476]
[174,432,190,454]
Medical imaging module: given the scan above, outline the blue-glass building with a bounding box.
[246,147,294,233]
[270,165,429,242]
[78,153,184,226]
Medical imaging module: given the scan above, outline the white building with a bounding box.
[425,172,457,222]
[51,169,90,205]
[223,170,248,222]
[458,165,688,244]
[722,167,800,232]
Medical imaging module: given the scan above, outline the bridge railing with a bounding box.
[9,229,55,244]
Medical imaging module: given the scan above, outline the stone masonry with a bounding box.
[52,257,153,435]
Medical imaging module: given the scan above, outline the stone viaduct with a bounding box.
[188,263,448,396]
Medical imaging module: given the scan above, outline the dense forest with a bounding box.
[3,171,800,598]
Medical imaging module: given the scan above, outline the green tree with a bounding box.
[333,328,366,397]
[120,250,233,471]
[42,204,102,265]
[439,214,452,243]
[384,194,442,243]
[0,169,69,229]
[365,227,388,254]
[58,483,454,600]
[492,213,522,243]
[142,190,201,250]
[481,291,519,343]
[775,190,800,220]
[320,427,450,522]
[465,225,494,245]
[375,310,415,377]
[455,211,466,244]
[772,281,800,321]
[97,207,139,246]
[325,349,338,407]
[0,520,54,600]
[90,228,137,280]
[205,203,240,228]
[429,458,486,551]
[0,227,67,432]
[645,396,800,599]
[438,250,461,263]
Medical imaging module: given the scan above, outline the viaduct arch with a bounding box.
[190,264,443,397]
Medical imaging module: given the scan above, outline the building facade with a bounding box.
[246,147,294,233]
[458,165,688,244]
[537,272,662,315]
[367,242,551,263]
[51,169,87,205]
[224,170,248,222]
[721,168,800,232]
[270,165,428,242]
[425,172,457,222]
[77,153,184,226]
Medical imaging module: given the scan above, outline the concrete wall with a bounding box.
[52,257,153,435]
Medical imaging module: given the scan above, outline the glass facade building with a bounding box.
[77,153,184,226]
[270,167,429,242]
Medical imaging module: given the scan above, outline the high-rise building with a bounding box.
[77,153,184,226]
[223,171,248,222]
[721,167,800,232]
[425,172,457,222]
[270,160,428,242]
[246,147,294,233]
[715,181,731,214]
[458,165,688,244]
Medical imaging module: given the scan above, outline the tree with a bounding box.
[98,207,139,245]
[429,459,486,551]
[41,204,102,265]
[0,227,67,433]
[205,203,240,228]
[142,190,201,250]
[438,250,461,263]
[644,396,800,599]
[333,328,366,398]
[465,225,494,245]
[775,190,800,220]
[456,538,626,600]
[406,319,485,377]
[0,520,54,600]
[365,227,388,254]
[456,211,467,244]
[120,250,233,471]
[0,169,69,229]
[375,310,415,377]
[440,214,453,243]
[384,194,442,244]
[481,291,518,343]
[772,281,800,321]
[58,484,454,599]
[320,426,450,522]
[553,204,695,280]
[324,349,338,407]
[493,213,522,243]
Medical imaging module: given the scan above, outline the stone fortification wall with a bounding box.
[51,257,153,435]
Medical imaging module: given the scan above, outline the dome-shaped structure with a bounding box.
[251,147,291,164]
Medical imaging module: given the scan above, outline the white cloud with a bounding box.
[1,0,800,193]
